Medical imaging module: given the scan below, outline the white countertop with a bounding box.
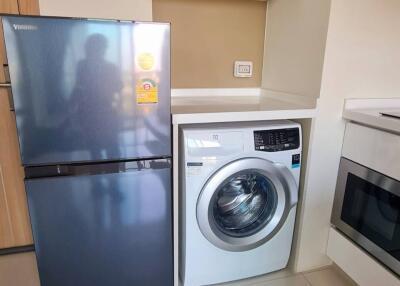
[343,98,400,134]
[171,94,317,125]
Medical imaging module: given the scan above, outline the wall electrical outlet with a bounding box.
[234,61,253,78]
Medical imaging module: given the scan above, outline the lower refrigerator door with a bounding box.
[25,160,173,286]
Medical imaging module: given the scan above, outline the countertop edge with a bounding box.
[172,108,317,125]
[342,98,400,134]
[343,109,400,134]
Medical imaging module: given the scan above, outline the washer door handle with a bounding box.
[273,162,298,210]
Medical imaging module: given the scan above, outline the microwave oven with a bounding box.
[331,122,400,277]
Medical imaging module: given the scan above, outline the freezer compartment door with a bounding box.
[26,162,173,286]
[2,16,171,165]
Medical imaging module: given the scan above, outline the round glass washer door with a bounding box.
[196,158,298,252]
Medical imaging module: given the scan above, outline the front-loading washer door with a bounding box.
[197,157,298,252]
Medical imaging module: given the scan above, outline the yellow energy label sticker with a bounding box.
[136,79,159,104]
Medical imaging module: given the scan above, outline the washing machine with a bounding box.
[179,120,302,286]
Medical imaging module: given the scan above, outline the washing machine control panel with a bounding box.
[254,128,300,152]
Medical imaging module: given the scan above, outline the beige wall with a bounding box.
[153,0,267,88]
[294,0,400,272]
[262,0,331,98]
[39,0,152,21]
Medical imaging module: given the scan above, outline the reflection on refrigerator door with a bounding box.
[26,166,173,286]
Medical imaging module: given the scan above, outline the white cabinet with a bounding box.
[327,228,400,286]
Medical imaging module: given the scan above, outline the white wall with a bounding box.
[39,0,152,21]
[262,0,331,98]
[294,0,400,272]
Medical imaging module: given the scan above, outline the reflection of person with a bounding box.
[71,33,123,159]
[70,35,125,244]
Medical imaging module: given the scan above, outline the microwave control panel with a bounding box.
[254,128,300,152]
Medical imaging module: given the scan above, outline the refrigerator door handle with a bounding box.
[25,158,172,179]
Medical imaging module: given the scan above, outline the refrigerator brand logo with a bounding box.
[12,24,38,31]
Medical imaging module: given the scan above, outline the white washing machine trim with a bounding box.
[196,157,298,252]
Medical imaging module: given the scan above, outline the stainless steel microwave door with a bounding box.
[25,165,173,286]
[2,16,171,165]
[332,157,400,276]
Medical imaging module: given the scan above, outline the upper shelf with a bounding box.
[171,91,317,125]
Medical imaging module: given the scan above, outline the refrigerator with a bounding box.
[2,15,173,286]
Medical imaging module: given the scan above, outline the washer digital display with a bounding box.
[254,128,300,152]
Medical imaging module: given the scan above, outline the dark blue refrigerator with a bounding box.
[2,15,173,286]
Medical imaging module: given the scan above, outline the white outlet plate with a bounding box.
[234,61,253,78]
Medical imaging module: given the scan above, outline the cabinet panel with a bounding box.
[18,0,40,15]
[0,22,7,81]
[0,0,19,14]
[0,89,33,248]
[0,0,38,249]
[0,167,14,247]
[0,0,17,67]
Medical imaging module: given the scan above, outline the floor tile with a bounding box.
[251,274,311,286]
[0,252,40,286]
[303,265,357,286]
[214,269,296,286]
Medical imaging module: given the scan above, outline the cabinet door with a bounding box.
[0,89,33,248]
[0,0,39,249]
[0,22,6,74]
[0,0,18,69]
[0,0,39,67]
[18,0,40,15]
[0,0,18,15]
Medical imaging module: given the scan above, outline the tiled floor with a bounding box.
[0,252,40,286]
[303,266,357,286]
[0,252,357,286]
[216,265,357,286]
